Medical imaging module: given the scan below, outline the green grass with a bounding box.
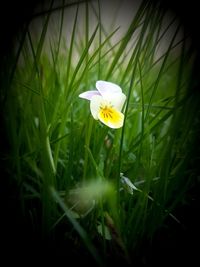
[2,0,200,265]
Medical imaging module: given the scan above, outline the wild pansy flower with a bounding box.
[79,80,126,129]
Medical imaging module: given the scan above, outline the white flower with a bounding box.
[79,80,126,129]
[120,173,138,195]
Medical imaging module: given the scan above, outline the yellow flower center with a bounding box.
[100,105,114,118]
[98,104,124,129]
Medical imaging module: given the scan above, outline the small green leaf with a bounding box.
[97,223,112,240]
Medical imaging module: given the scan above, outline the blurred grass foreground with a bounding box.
[1,0,200,266]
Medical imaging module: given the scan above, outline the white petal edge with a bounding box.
[103,92,126,112]
[79,90,101,100]
[96,80,122,96]
[90,95,103,120]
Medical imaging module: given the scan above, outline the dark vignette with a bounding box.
[0,0,199,266]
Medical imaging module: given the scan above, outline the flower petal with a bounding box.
[104,92,126,112]
[96,80,122,96]
[90,95,103,120]
[98,106,124,129]
[79,90,101,100]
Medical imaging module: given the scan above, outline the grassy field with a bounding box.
[1,0,200,265]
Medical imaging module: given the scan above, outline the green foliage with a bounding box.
[3,0,199,265]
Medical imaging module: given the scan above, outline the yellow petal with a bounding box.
[98,106,124,129]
